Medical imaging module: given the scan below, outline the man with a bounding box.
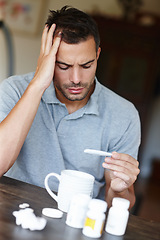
[0,6,140,208]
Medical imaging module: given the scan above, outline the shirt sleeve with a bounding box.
[107,105,141,160]
[0,78,22,122]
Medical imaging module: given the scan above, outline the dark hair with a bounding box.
[46,5,100,51]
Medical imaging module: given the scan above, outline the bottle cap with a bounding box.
[112,197,130,209]
[88,199,107,212]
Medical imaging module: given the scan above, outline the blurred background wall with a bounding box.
[0,0,160,221]
[1,0,160,81]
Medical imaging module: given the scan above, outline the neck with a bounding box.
[65,100,88,114]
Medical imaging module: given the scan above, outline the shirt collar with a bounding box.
[84,77,101,116]
[42,78,101,116]
[42,81,60,104]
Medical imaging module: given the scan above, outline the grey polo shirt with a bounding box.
[0,72,141,199]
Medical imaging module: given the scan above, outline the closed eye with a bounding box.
[56,59,95,70]
[81,59,95,69]
[82,65,92,69]
[56,61,70,70]
[58,65,69,70]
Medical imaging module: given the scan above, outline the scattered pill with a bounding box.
[19,203,30,209]
[42,208,63,218]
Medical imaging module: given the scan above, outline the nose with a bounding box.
[70,67,81,85]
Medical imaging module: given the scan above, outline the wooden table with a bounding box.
[0,176,160,240]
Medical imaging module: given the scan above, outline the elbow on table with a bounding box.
[0,153,16,177]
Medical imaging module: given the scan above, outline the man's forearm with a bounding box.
[0,79,44,176]
[0,24,61,177]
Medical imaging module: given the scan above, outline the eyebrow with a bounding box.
[56,59,95,67]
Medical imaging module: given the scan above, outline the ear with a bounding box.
[96,47,101,60]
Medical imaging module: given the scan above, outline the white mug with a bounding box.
[44,170,95,212]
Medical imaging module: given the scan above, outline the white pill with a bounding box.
[19,203,30,209]
[42,208,63,218]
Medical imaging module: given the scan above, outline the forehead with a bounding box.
[56,37,97,64]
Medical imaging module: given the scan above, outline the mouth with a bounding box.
[68,88,84,94]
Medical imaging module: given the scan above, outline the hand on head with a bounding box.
[34,24,62,92]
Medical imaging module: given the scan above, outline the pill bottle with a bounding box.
[82,199,107,238]
[105,197,130,236]
[66,193,91,228]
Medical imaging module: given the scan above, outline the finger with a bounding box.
[113,170,138,186]
[103,160,140,177]
[45,24,56,54]
[103,162,129,173]
[40,25,49,55]
[50,31,62,56]
[105,157,139,174]
[111,152,139,168]
[103,160,140,181]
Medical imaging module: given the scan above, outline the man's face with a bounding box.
[54,37,101,103]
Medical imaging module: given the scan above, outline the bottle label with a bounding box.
[100,221,105,234]
[84,217,96,230]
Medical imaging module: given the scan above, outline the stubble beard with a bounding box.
[54,81,95,102]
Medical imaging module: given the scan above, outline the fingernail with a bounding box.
[105,157,111,162]
[112,151,119,159]
[103,163,109,168]
[57,31,62,37]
